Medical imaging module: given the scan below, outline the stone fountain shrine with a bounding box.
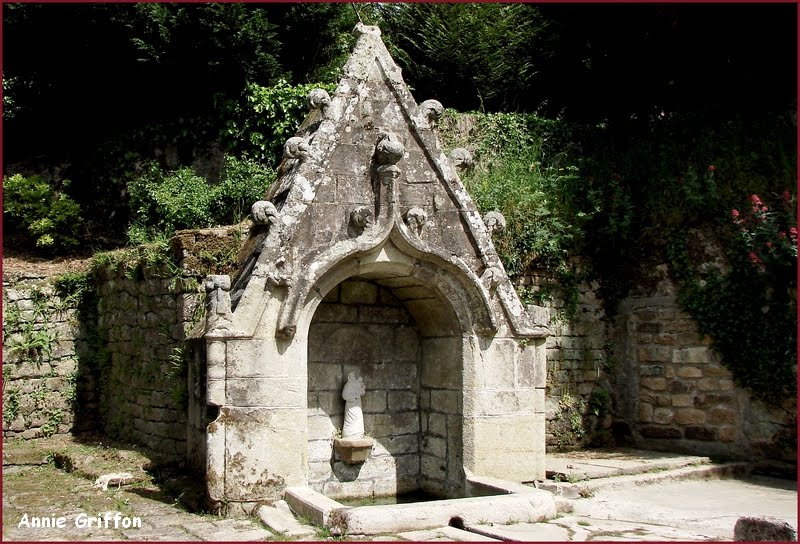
[197,24,551,516]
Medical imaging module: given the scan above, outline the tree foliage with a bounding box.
[381,4,554,112]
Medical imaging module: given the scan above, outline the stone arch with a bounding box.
[302,239,475,499]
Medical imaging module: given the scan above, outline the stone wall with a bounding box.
[2,274,95,439]
[5,250,793,472]
[307,277,463,499]
[514,263,614,451]
[613,266,797,467]
[93,265,203,458]
[517,258,795,468]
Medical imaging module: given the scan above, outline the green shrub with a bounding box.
[219,79,337,164]
[214,155,275,222]
[3,173,82,251]
[443,111,585,276]
[669,192,797,402]
[126,155,274,243]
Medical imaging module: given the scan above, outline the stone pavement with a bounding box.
[3,438,797,542]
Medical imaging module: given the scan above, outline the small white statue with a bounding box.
[341,372,366,439]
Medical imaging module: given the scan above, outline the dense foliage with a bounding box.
[126,156,274,244]
[3,174,82,251]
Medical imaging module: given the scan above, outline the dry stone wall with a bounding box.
[613,266,796,466]
[514,262,614,451]
[2,274,94,439]
[93,265,203,458]
[516,258,795,468]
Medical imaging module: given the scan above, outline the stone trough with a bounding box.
[285,476,556,535]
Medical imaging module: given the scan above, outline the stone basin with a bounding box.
[284,476,556,535]
[333,437,375,464]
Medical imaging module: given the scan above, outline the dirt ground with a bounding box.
[2,248,94,278]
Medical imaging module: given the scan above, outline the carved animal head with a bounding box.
[251,200,279,225]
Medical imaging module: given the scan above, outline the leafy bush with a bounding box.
[127,155,273,242]
[440,111,585,276]
[668,191,797,402]
[219,79,337,164]
[3,173,82,251]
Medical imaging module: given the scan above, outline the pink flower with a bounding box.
[731,209,740,219]
[748,251,761,265]
[761,205,769,213]
[708,165,715,172]
[779,231,787,238]
[782,190,792,202]
[750,194,763,206]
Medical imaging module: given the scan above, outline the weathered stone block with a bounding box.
[313,303,358,323]
[675,408,706,425]
[671,394,694,407]
[653,407,674,424]
[430,389,460,414]
[421,453,447,481]
[684,426,716,441]
[358,305,410,324]
[677,366,703,378]
[708,408,737,425]
[734,516,797,542]
[669,380,692,394]
[393,326,420,361]
[697,378,719,391]
[308,439,334,462]
[718,426,737,442]
[640,377,666,391]
[639,425,682,439]
[640,364,664,376]
[639,402,654,423]
[427,412,447,437]
[308,363,343,391]
[340,281,378,304]
[718,379,735,391]
[372,434,419,456]
[693,392,735,408]
[421,337,461,389]
[421,435,447,459]
[388,390,418,411]
[366,412,419,438]
[362,390,387,413]
[308,415,337,440]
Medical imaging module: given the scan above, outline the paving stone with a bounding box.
[205,528,274,541]
[468,522,571,542]
[256,501,315,537]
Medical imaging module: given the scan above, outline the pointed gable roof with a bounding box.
[219,24,549,340]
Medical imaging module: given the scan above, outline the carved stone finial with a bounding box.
[375,132,405,166]
[420,99,444,124]
[251,200,279,226]
[354,23,381,37]
[449,148,473,170]
[484,211,507,236]
[348,206,374,238]
[283,137,310,160]
[404,207,428,235]
[205,275,232,325]
[481,267,503,292]
[307,88,331,111]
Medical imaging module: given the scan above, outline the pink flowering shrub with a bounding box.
[730,191,797,273]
